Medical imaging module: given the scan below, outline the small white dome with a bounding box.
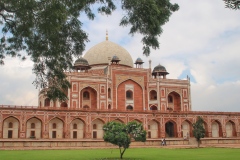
[83,40,133,67]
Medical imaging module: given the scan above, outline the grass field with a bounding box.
[1,148,240,160]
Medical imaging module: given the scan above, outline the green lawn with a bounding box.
[0,148,240,160]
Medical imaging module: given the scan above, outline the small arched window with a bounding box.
[168,95,173,103]
[73,123,77,129]
[83,105,89,109]
[150,90,157,100]
[108,88,111,99]
[150,105,158,110]
[60,102,68,107]
[83,91,90,100]
[8,122,13,128]
[52,123,57,129]
[44,98,50,106]
[101,86,104,93]
[93,124,97,129]
[73,84,77,91]
[31,123,35,129]
[108,104,111,109]
[126,105,133,110]
[126,90,133,100]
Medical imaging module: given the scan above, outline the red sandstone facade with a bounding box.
[0,38,239,145]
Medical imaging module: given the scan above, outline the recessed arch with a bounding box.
[70,118,85,139]
[49,117,64,139]
[181,120,192,138]
[126,105,133,111]
[148,119,160,138]
[92,118,105,139]
[26,117,42,139]
[117,79,143,111]
[165,120,177,138]
[60,102,68,108]
[167,91,181,111]
[3,116,20,139]
[211,120,223,137]
[108,88,111,99]
[44,98,50,107]
[126,90,133,100]
[80,87,97,109]
[149,90,157,100]
[226,120,236,137]
[150,105,158,110]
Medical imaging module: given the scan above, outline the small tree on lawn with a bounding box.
[103,121,146,159]
[193,116,205,147]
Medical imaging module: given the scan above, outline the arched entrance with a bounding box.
[3,117,19,138]
[148,120,159,138]
[150,105,158,110]
[80,87,97,109]
[181,120,191,139]
[26,117,42,139]
[70,119,85,139]
[92,119,104,139]
[165,121,176,138]
[226,121,236,137]
[49,118,64,139]
[211,120,222,137]
[167,91,181,111]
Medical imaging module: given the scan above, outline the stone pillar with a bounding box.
[208,132,212,137]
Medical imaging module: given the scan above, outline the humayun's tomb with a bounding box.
[0,34,240,148]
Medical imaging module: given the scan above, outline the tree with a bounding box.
[192,116,205,147]
[0,0,179,101]
[103,121,146,159]
[224,0,240,9]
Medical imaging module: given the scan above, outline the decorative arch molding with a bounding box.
[3,116,20,122]
[109,117,126,124]
[130,119,143,123]
[48,117,65,124]
[91,118,106,124]
[147,119,160,124]
[112,119,125,123]
[149,105,158,110]
[116,75,144,89]
[26,117,43,124]
[69,118,86,125]
[166,89,181,96]
[79,84,98,93]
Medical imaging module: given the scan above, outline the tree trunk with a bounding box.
[197,140,200,148]
[119,147,127,159]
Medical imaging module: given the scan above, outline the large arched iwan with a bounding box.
[117,79,143,111]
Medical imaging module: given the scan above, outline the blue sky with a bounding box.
[0,0,239,112]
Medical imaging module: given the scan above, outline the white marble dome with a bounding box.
[83,40,133,67]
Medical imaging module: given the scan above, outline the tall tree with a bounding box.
[224,0,240,9]
[192,116,205,147]
[0,0,179,101]
[103,121,146,159]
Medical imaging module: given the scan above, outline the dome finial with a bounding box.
[106,30,108,41]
